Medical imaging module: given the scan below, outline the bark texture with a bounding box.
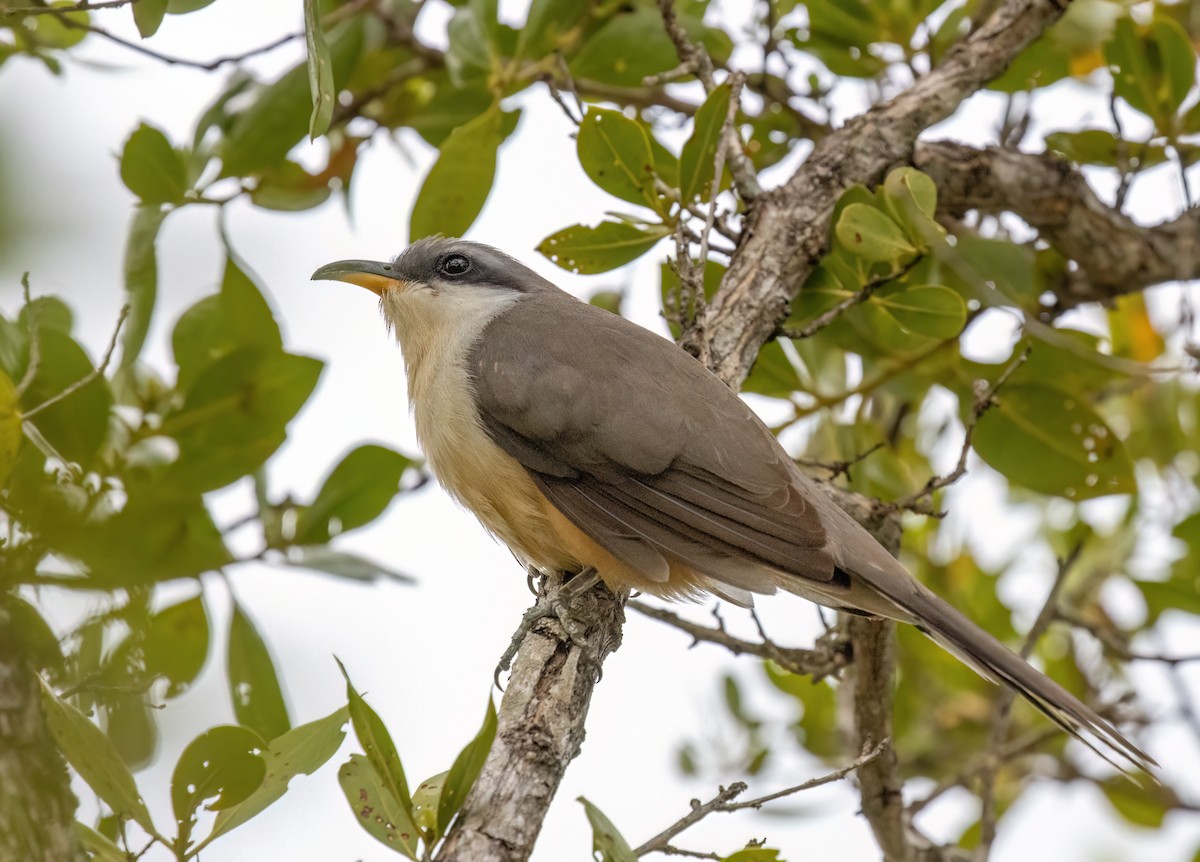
[0,651,79,862]
[436,578,625,862]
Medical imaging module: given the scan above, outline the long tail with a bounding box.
[879,578,1156,774]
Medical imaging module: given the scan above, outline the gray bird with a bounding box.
[313,236,1153,773]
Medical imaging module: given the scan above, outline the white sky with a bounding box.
[2,1,1198,860]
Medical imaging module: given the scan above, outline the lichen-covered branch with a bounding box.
[914,140,1200,309]
[695,0,1074,385]
[435,578,625,862]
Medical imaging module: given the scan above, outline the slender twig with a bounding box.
[974,544,1081,862]
[654,0,760,200]
[879,345,1032,517]
[1057,611,1200,666]
[628,600,851,680]
[795,441,886,484]
[633,742,886,857]
[14,274,40,400]
[22,304,129,420]
[1,0,131,15]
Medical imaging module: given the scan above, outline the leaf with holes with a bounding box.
[172,726,266,846]
[204,706,347,846]
[577,108,657,210]
[972,384,1135,500]
[538,221,670,274]
[339,755,421,858]
[228,602,291,741]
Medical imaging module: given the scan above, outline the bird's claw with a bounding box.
[495,568,602,688]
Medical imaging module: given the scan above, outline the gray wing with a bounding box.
[468,293,838,590]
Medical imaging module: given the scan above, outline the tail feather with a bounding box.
[879,578,1156,775]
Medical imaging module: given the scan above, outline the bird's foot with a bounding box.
[495,567,603,688]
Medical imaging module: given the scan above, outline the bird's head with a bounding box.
[312,237,557,375]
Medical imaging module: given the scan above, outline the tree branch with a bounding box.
[695,0,1074,387]
[914,140,1200,309]
[435,576,625,862]
[627,599,851,680]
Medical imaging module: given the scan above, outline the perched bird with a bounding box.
[313,236,1152,773]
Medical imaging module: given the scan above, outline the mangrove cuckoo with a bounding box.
[313,236,1152,773]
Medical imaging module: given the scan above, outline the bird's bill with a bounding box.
[311,259,408,296]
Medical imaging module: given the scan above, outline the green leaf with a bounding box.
[132,0,168,37]
[1045,129,1168,170]
[437,698,496,836]
[74,822,126,862]
[1100,777,1170,828]
[163,349,323,492]
[577,108,657,209]
[679,82,732,203]
[0,369,20,488]
[172,250,283,391]
[119,205,169,369]
[119,123,186,205]
[103,690,157,771]
[538,221,670,274]
[304,0,335,140]
[220,19,363,177]
[578,797,638,862]
[517,0,587,59]
[873,284,966,340]
[16,327,112,467]
[282,546,415,584]
[880,166,940,243]
[228,602,291,741]
[445,0,501,84]
[144,594,209,698]
[171,726,266,846]
[18,296,73,335]
[972,384,1135,500]
[204,706,348,846]
[250,159,333,211]
[743,340,805,399]
[0,595,62,671]
[39,677,158,836]
[59,493,232,588]
[338,754,420,858]
[1152,18,1196,121]
[569,7,728,87]
[834,203,917,265]
[167,0,215,11]
[410,105,518,240]
[293,444,410,544]
[725,849,783,862]
[411,771,446,835]
[337,660,421,854]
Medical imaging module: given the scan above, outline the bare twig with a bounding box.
[22,304,129,421]
[795,441,886,484]
[1,0,131,15]
[628,599,851,680]
[14,274,40,400]
[633,742,887,857]
[879,346,1031,517]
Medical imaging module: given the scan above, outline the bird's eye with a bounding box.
[439,254,471,277]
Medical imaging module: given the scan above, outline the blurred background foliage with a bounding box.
[1,0,1198,860]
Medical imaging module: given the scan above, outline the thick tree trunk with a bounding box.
[0,650,80,862]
